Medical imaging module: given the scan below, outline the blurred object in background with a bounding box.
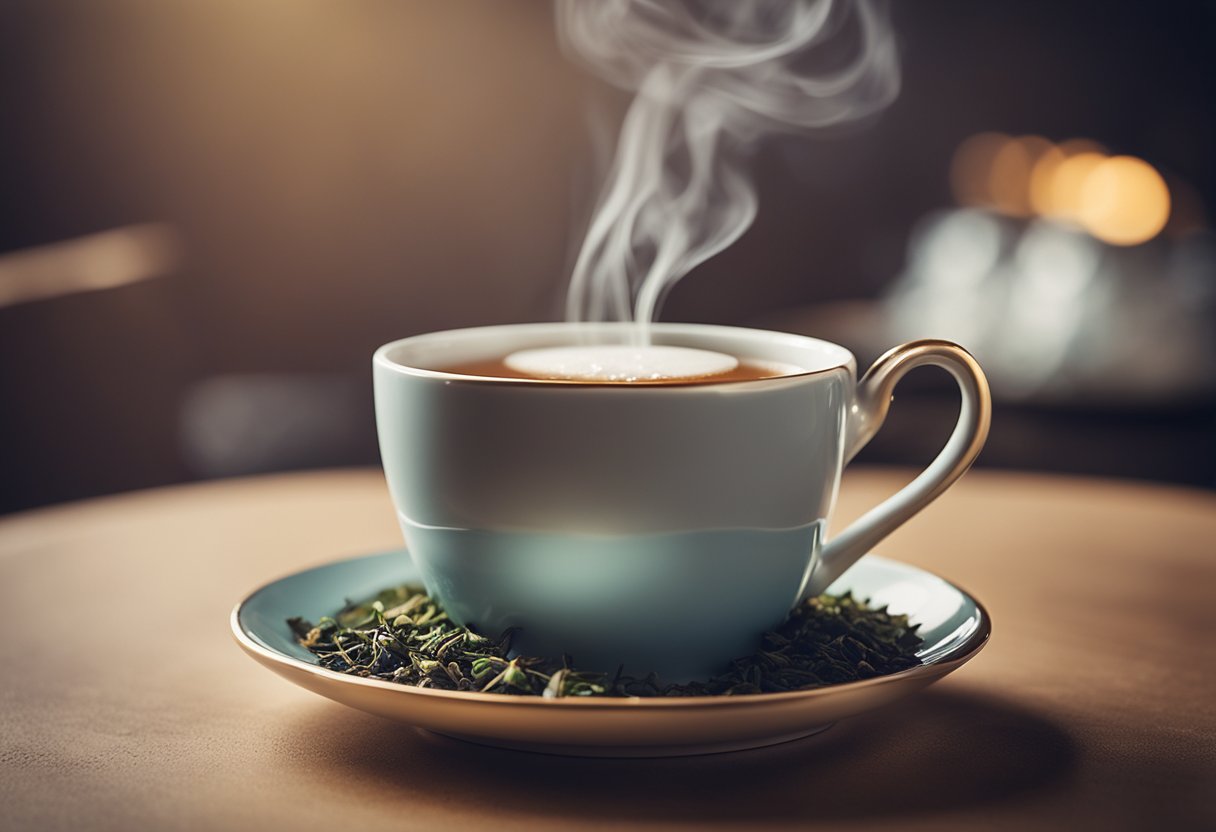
[764,133,1216,486]
[886,134,1215,405]
[888,214,1216,404]
[0,223,179,308]
[180,375,373,478]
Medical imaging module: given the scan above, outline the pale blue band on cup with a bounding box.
[401,516,823,680]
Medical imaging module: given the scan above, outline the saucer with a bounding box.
[232,551,989,757]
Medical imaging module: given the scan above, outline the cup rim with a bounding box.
[372,322,856,387]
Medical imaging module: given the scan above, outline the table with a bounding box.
[1,468,1213,831]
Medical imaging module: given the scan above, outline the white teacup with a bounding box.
[373,323,990,681]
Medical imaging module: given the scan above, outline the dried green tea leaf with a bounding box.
[289,586,923,698]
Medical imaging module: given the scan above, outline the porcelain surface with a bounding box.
[233,550,989,757]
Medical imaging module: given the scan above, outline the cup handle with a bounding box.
[802,339,992,598]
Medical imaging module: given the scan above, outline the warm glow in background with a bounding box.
[951,133,1172,245]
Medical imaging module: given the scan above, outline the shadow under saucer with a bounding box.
[277,687,1078,824]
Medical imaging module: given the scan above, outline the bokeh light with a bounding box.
[1077,156,1171,246]
[952,133,1171,246]
[1045,152,1107,224]
[1028,139,1106,217]
[987,135,1051,216]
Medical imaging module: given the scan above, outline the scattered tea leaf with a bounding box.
[289,585,923,697]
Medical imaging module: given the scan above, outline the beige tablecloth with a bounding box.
[1,468,1213,831]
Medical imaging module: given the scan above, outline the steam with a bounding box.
[557,0,900,330]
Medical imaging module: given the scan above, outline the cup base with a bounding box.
[401,517,823,682]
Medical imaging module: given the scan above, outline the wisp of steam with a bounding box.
[557,0,900,332]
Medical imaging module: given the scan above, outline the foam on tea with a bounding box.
[441,344,801,383]
[505,345,738,382]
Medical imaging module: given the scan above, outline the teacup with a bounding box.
[373,323,990,681]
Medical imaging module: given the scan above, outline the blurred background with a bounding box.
[2,0,1214,515]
